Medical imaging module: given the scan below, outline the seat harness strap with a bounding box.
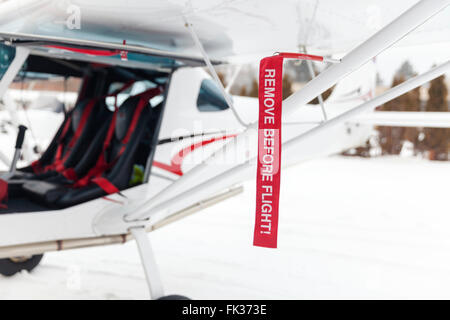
[30,98,97,174]
[30,110,74,174]
[92,177,119,195]
[0,179,8,209]
[31,81,137,177]
[60,81,137,181]
[73,86,162,192]
[52,98,98,172]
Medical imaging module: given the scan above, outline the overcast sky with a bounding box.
[375,42,450,86]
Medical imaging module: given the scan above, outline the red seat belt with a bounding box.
[31,111,73,174]
[73,108,118,188]
[0,179,8,209]
[31,81,137,176]
[60,81,138,180]
[30,99,97,175]
[73,87,162,192]
[51,99,98,172]
[31,159,43,174]
[92,177,119,195]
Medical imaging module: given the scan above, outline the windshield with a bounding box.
[0,43,15,81]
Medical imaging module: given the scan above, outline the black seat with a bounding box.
[20,98,110,180]
[22,92,158,208]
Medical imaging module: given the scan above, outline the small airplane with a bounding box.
[0,0,449,299]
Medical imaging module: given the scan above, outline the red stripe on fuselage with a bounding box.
[153,134,237,176]
[47,45,120,57]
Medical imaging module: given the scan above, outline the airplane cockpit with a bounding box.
[1,52,170,212]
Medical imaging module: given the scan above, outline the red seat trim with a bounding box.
[0,179,8,209]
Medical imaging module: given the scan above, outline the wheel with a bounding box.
[0,254,44,277]
[157,295,190,300]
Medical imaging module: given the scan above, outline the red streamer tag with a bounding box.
[253,55,283,248]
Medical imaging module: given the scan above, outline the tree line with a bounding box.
[222,60,449,161]
[364,61,448,161]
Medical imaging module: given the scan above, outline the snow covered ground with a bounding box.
[0,156,449,300]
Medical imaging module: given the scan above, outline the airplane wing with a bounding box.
[349,111,450,128]
[0,0,448,63]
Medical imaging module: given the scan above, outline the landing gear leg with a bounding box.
[130,227,164,300]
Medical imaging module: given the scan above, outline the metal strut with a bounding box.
[130,227,164,300]
[184,17,249,128]
[306,59,327,121]
[302,46,328,121]
[300,0,328,122]
[127,59,450,222]
[125,0,449,223]
[225,64,243,94]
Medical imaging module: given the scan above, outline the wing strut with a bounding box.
[130,227,164,300]
[300,0,328,121]
[225,65,243,94]
[302,46,328,121]
[184,17,250,128]
[127,60,450,224]
[123,0,449,223]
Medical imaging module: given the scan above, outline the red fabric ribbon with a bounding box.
[253,52,330,248]
[253,55,284,248]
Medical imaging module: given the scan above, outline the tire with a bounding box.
[157,295,190,300]
[0,254,44,277]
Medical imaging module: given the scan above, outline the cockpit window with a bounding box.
[0,44,16,81]
[196,79,230,112]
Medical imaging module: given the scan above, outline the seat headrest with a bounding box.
[115,95,150,141]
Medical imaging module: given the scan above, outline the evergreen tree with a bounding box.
[423,75,449,160]
[247,78,259,98]
[377,76,406,155]
[376,72,384,86]
[282,74,293,100]
[308,86,334,105]
[402,86,421,153]
[396,60,415,80]
[377,61,423,156]
[239,85,247,97]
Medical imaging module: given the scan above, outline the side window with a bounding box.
[8,74,82,111]
[196,79,230,112]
